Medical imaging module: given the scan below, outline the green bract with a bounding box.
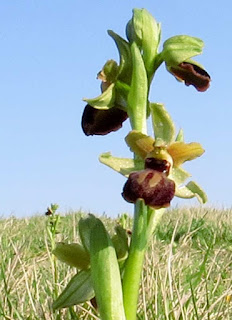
[108,30,132,84]
[127,42,148,133]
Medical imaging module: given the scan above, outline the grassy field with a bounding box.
[0,207,232,319]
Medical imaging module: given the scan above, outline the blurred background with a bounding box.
[0,0,230,217]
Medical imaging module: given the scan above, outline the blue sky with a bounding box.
[0,1,231,217]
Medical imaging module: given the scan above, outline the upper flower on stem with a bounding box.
[81,60,129,136]
[81,35,134,137]
[161,35,211,91]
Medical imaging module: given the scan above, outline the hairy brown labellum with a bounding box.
[81,104,128,136]
[170,62,210,92]
[145,158,171,175]
[122,169,175,209]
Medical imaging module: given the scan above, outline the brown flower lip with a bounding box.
[170,62,211,92]
[122,169,175,209]
[81,104,128,136]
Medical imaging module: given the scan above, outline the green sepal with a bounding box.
[78,214,98,253]
[83,83,115,110]
[111,225,129,262]
[170,166,191,186]
[125,130,155,159]
[150,103,176,145]
[162,35,204,66]
[90,217,126,320]
[175,180,207,204]
[127,9,161,79]
[53,243,90,270]
[128,42,148,133]
[108,30,132,84]
[175,128,184,142]
[99,152,144,177]
[53,270,94,310]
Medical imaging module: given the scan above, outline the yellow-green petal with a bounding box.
[167,141,204,167]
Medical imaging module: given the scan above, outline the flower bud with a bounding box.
[122,169,175,209]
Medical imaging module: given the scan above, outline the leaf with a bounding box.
[78,214,98,253]
[167,142,204,167]
[150,103,175,144]
[99,152,144,177]
[53,270,94,310]
[162,35,204,65]
[53,243,90,270]
[83,83,115,110]
[111,225,129,261]
[108,30,132,84]
[175,180,207,204]
[128,42,148,132]
[125,131,155,159]
[90,218,126,320]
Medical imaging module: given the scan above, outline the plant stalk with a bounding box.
[122,200,148,320]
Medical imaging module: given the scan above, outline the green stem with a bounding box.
[122,200,148,320]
